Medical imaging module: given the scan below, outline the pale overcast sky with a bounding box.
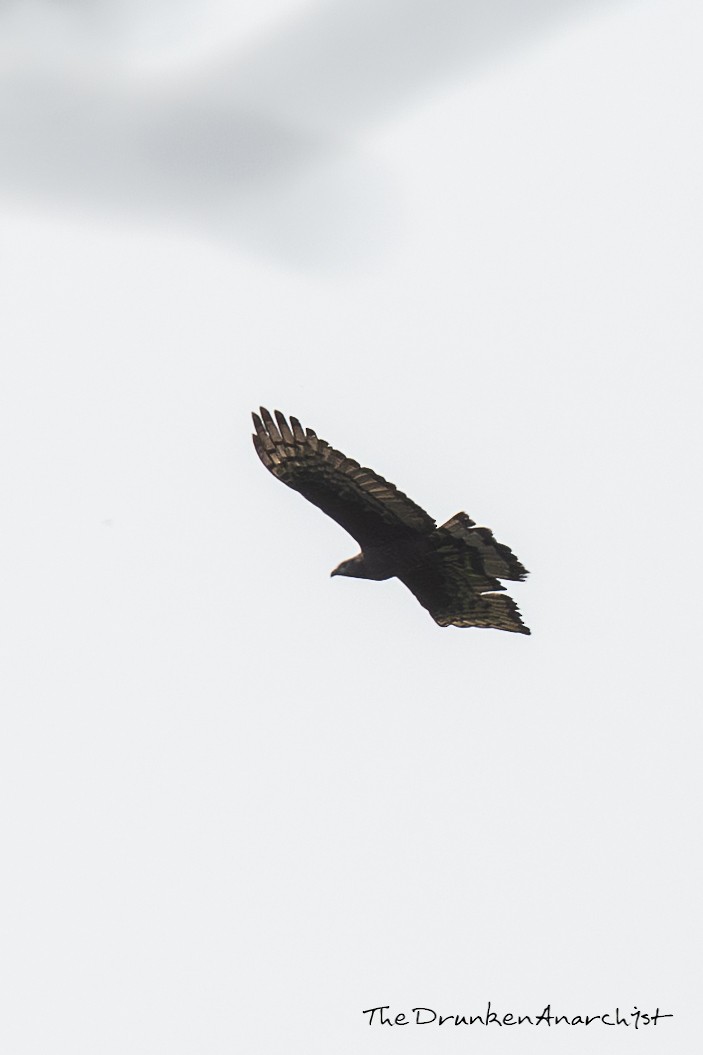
[1,1,701,1052]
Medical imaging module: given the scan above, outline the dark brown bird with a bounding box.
[252,408,530,634]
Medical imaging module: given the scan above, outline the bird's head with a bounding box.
[330,554,365,579]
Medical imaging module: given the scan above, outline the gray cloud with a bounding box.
[0,0,623,266]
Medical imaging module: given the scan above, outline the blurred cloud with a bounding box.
[0,0,626,267]
[208,0,615,132]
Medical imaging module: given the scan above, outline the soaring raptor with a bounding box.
[252,408,530,634]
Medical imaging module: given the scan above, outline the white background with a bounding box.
[1,1,701,1051]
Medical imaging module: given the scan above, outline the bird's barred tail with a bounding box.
[439,512,528,582]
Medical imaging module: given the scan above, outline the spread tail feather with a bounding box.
[439,512,528,581]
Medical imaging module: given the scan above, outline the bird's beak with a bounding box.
[330,568,338,577]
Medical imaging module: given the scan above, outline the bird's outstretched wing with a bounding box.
[252,408,436,547]
[398,514,530,634]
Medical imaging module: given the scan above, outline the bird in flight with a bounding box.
[252,408,530,634]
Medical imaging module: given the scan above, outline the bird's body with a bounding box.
[332,537,430,580]
[252,408,530,634]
